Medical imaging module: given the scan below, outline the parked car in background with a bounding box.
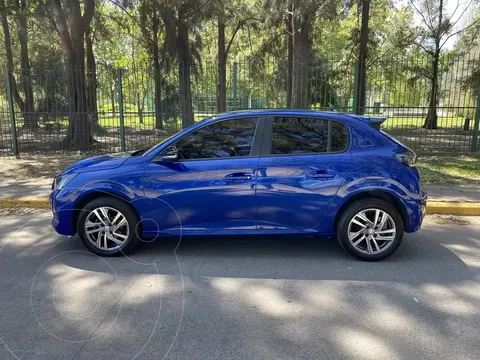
[50,110,427,261]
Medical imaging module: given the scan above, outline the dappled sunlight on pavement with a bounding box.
[0,214,479,359]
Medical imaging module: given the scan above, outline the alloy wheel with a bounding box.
[84,206,129,251]
[347,208,396,255]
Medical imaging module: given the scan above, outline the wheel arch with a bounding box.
[71,190,141,235]
[334,190,409,230]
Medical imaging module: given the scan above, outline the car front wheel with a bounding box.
[337,199,404,261]
[77,197,140,256]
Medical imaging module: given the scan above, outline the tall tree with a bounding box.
[410,0,480,129]
[0,0,36,129]
[161,0,211,128]
[1,0,23,114]
[217,0,227,112]
[16,0,35,128]
[286,2,293,108]
[49,0,95,148]
[290,2,312,108]
[266,0,338,108]
[139,0,164,129]
[356,0,370,114]
[85,24,98,123]
[215,0,257,112]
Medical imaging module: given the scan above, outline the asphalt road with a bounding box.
[0,213,479,360]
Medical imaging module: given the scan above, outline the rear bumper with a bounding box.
[406,191,427,233]
[421,192,427,217]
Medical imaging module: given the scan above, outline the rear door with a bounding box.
[255,115,352,231]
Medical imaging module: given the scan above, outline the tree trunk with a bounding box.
[423,0,443,130]
[85,26,98,123]
[0,0,25,113]
[50,0,94,149]
[178,20,194,128]
[424,51,440,129]
[356,0,370,115]
[286,2,293,108]
[292,14,311,109]
[110,77,116,114]
[17,0,36,129]
[137,94,144,124]
[152,13,163,129]
[65,52,91,149]
[217,8,227,113]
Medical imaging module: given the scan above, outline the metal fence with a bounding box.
[0,55,479,157]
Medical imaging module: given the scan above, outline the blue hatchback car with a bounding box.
[50,110,427,261]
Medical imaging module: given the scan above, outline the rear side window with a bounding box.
[271,117,348,155]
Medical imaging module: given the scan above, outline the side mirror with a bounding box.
[158,145,178,162]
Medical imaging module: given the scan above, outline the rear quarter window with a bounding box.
[331,121,349,152]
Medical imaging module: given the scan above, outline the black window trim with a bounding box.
[155,115,266,163]
[261,115,350,157]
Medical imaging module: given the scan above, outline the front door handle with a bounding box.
[225,172,253,181]
[306,170,336,179]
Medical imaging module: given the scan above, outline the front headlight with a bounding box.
[53,173,78,191]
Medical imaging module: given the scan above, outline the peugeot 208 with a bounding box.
[50,110,427,261]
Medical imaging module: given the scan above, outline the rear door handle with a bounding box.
[225,172,253,181]
[306,170,336,179]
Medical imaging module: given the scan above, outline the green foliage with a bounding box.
[0,0,477,126]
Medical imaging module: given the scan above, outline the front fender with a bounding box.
[55,179,141,209]
[51,176,145,236]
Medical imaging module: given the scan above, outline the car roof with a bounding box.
[200,109,368,124]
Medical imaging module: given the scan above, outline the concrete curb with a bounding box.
[1,197,480,215]
[426,201,480,216]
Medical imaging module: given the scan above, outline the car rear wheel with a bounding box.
[337,199,404,261]
[77,197,140,256]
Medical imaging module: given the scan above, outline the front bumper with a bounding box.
[50,190,76,236]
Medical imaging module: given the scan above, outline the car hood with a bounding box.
[61,152,133,174]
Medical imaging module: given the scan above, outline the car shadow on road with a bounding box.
[56,225,476,285]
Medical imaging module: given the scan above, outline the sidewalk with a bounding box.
[0,181,479,214]
[424,184,480,203]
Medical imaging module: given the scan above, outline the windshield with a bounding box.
[142,133,179,156]
[142,116,214,156]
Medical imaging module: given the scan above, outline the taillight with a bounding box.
[395,150,417,167]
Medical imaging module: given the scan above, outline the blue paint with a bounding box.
[50,110,426,239]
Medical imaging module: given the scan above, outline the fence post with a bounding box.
[471,87,480,153]
[352,62,360,115]
[116,68,126,152]
[4,70,19,158]
[233,61,238,111]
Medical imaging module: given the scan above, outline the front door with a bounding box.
[142,116,262,235]
[255,115,352,232]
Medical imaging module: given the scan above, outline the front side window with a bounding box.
[271,117,348,155]
[171,117,258,160]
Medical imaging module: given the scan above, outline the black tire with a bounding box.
[336,199,404,261]
[77,197,140,256]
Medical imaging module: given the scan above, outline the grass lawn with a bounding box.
[31,113,212,130]
[417,156,480,185]
[97,113,212,128]
[383,116,467,129]
[6,110,469,131]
